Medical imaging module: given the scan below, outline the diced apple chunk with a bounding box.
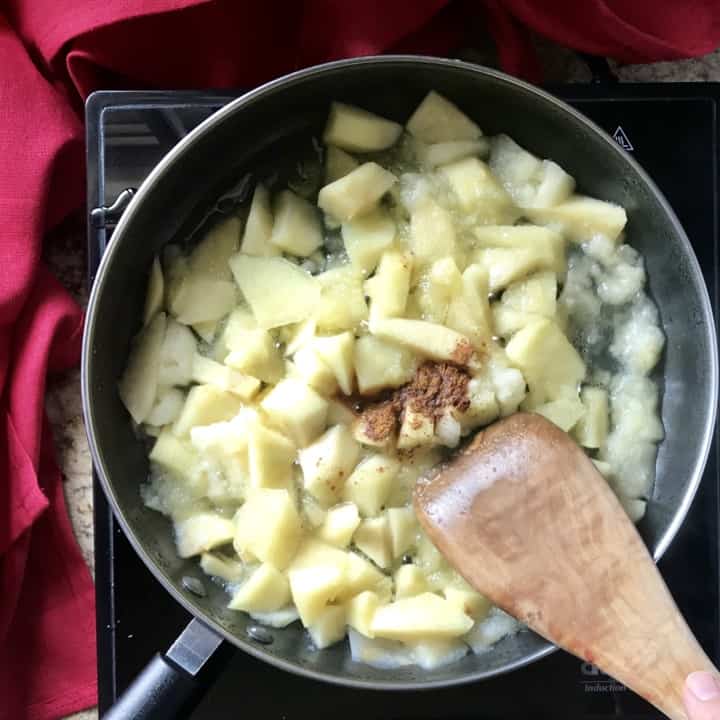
[261,379,328,446]
[200,552,244,583]
[224,329,283,385]
[365,251,412,322]
[475,246,555,293]
[312,332,355,395]
[574,386,609,448]
[234,488,302,569]
[387,506,418,559]
[143,257,164,324]
[353,516,392,569]
[443,587,491,621]
[175,512,236,558]
[325,145,359,184]
[308,604,347,649]
[343,454,399,517]
[440,157,517,223]
[326,398,357,426]
[171,276,236,325]
[229,254,320,329]
[157,317,197,388]
[474,224,566,275]
[189,215,241,280]
[270,190,322,257]
[145,387,185,427]
[119,312,167,424]
[338,551,388,601]
[502,271,557,317]
[318,163,397,222]
[370,318,473,365]
[526,195,627,244]
[370,592,473,641]
[347,590,381,637]
[228,563,291,613]
[491,305,541,338]
[149,429,201,483]
[505,318,585,403]
[241,184,279,256]
[458,377,500,432]
[290,346,338,395]
[173,384,243,436]
[247,423,296,490]
[290,537,349,572]
[189,408,257,456]
[315,265,368,332]
[191,353,260,400]
[318,503,361,548]
[397,408,434,450]
[354,336,417,395]
[299,424,361,506]
[395,565,428,598]
[534,396,585,432]
[406,91,482,143]
[289,566,345,627]
[420,139,489,168]
[341,209,396,273]
[409,198,456,265]
[323,102,402,152]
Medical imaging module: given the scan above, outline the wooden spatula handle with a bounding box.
[415,413,717,720]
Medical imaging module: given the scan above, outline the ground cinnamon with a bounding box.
[357,361,470,443]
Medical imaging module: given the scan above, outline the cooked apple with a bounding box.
[365,251,412,322]
[397,408,434,451]
[443,587,491,621]
[317,502,361,548]
[200,552,244,583]
[323,102,402,152]
[312,332,355,395]
[299,424,361,506]
[241,184,279,256]
[325,145,359,184]
[406,91,482,143]
[173,384,244,436]
[354,335,417,394]
[171,275,236,325]
[145,387,185,427]
[340,551,388,600]
[229,254,320,329]
[234,488,302,569]
[290,346,338,395]
[343,454,399,517]
[143,257,164,325]
[149,429,201,483]
[118,311,167,424]
[394,565,429,599]
[353,516,392,569]
[261,378,328,446]
[228,563,291,613]
[315,265,368,332]
[502,271,557,317]
[247,423,296,490]
[308,604,347,649]
[318,162,397,222]
[533,396,585,432]
[574,386,609,448]
[409,198,456,265]
[224,328,284,384]
[175,513,236,558]
[420,139,489,168]
[156,317,197,387]
[191,353,260,400]
[270,190,322,257]
[474,247,555,293]
[341,208,396,273]
[189,408,257,456]
[386,506,418,559]
[473,224,566,275]
[346,590,381,638]
[289,565,346,627]
[189,215,241,280]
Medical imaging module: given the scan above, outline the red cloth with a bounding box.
[1,1,719,719]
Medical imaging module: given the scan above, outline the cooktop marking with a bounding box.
[612,125,634,151]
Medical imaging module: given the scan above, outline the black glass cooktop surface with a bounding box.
[86,82,719,719]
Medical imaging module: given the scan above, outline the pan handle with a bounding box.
[104,618,225,720]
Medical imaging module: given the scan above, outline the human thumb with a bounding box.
[683,672,720,720]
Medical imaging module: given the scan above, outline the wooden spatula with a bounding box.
[414,412,716,720]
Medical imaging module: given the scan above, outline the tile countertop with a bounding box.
[53,47,720,720]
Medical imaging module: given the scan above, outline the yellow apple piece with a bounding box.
[157,317,198,388]
[443,587,491,621]
[354,335,417,395]
[261,378,328,446]
[229,254,320,329]
[325,145,359,184]
[118,311,167,424]
[200,552,244,583]
[317,502,361,548]
[409,198,456,265]
[353,516,392,569]
[240,184,279,256]
[336,551,387,601]
[502,270,557,317]
[191,353,260,400]
[440,157,518,223]
[386,506,418,559]
[534,396,585,432]
[314,264,368,332]
[343,454,399,518]
[289,566,346,627]
[406,91,482,143]
[397,408,435,450]
[474,246,555,293]
[228,563,291,613]
[312,332,355,395]
[323,102,402,152]
[458,377,499,432]
[290,537,348,572]
[188,407,257,456]
[347,590,381,638]
[341,208,396,274]
[526,195,627,244]
[370,592,473,641]
[308,604,347,649]
[365,250,412,322]
[445,265,494,351]
[299,424,361,506]
[290,346,338,395]
[149,428,201,483]
[394,565,429,599]
[318,162,397,222]
[505,318,585,403]
[143,257,164,324]
[491,305,542,338]
[170,275,236,325]
[247,423,296,490]
[270,189,322,257]
[175,512,236,558]
[224,329,284,384]
[574,386,609,449]
[192,319,218,343]
[145,387,185,427]
[173,383,243,436]
[420,139,489,168]
[326,398,357,426]
[474,224,566,275]
[189,215,241,280]
[283,318,317,357]
[370,317,473,365]
[234,488,302,570]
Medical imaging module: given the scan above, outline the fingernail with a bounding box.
[687,671,720,701]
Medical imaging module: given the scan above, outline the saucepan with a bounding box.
[81,56,718,719]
